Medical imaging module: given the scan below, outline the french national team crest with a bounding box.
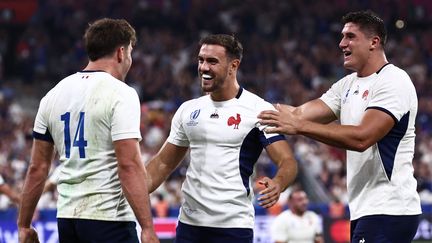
[227,113,241,129]
[362,90,369,100]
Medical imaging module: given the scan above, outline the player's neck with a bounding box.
[291,209,305,217]
[84,59,124,81]
[357,52,388,77]
[210,80,240,101]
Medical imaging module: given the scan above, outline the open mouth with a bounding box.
[202,74,213,80]
[343,51,352,57]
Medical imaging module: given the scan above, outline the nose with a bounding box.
[199,61,210,72]
[339,38,347,49]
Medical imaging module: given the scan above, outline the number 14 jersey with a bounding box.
[33,71,141,221]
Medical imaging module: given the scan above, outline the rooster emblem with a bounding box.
[227,113,241,129]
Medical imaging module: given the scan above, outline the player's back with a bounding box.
[34,70,139,221]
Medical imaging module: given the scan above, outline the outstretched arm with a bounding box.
[115,139,159,243]
[259,103,394,152]
[257,140,298,208]
[288,99,337,124]
[18,139,55,243]
[146,141,189,193]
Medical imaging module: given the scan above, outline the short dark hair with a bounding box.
[199,34,243,61]
[288,188,305,200]
[342,10,387,46]
[84,18,137,61]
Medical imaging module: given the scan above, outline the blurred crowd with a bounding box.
[0,0,432,217]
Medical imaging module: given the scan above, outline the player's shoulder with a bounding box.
[179,95,209,110]
[379,63,410,81]
[238,88,272,108]
[338,72,358,84]
[42,72,80,99]
[377,64,415,90]
[239,88,263,101]
[242,89,278,114]
[305,210,321,220]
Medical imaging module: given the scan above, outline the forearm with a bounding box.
[295,99,337,124]
[146,161,169,193]
[273,158,297,192]
[146,142,188,193]
[266,141,298,191]
[119,163,154,230]
[299,120,369,151]
[17,164,49,227]
[146,157,177,193]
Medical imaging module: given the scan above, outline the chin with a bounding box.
[201,85,213,93]
[343,62,356,71]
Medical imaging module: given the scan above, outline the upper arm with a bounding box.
[114,138,141,167]
[297,99,337,124]
[356,108,395,147]
[31,139,55,169]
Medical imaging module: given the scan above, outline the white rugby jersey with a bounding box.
[167,88,285,229]
[320,64,421,220]
[33,71,141,221]
[271,210,322,243]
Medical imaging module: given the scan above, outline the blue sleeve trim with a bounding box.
[33,130,54,143]
[265,134,286,145]
[366,106,397,124]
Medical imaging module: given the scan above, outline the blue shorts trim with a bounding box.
[57,218,138,243]
[350,214,420,243]
[175,221,253,243]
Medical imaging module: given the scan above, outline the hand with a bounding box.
[18,227,40,243]
[256,177,281,208]
[258,104,301,135]
[141,228,160,243]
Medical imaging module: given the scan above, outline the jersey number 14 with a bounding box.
[60,112,88,158]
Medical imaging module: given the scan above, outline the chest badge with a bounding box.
[187,109,200,126]
[227,113,241,129]
[362,90,369,100]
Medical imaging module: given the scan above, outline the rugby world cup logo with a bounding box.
[187,109,200,126]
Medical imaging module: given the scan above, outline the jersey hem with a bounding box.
[349,210,422,221]
[56,214,135,222]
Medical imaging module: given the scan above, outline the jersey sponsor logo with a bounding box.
[353,85,359,95]
[362,90,369,100]
[227,113,241,129]
[187,109,200,126]
[210,109,219,119]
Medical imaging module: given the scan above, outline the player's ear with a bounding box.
[230,59,240,74]
[370,36,380,51]
[116,46,124,63]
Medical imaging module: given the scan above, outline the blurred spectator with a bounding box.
[271,189,324,243]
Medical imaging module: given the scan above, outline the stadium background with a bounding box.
[0,0,431,242]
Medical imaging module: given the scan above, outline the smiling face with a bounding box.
[198,44,232,93]
[339,22,377,74]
